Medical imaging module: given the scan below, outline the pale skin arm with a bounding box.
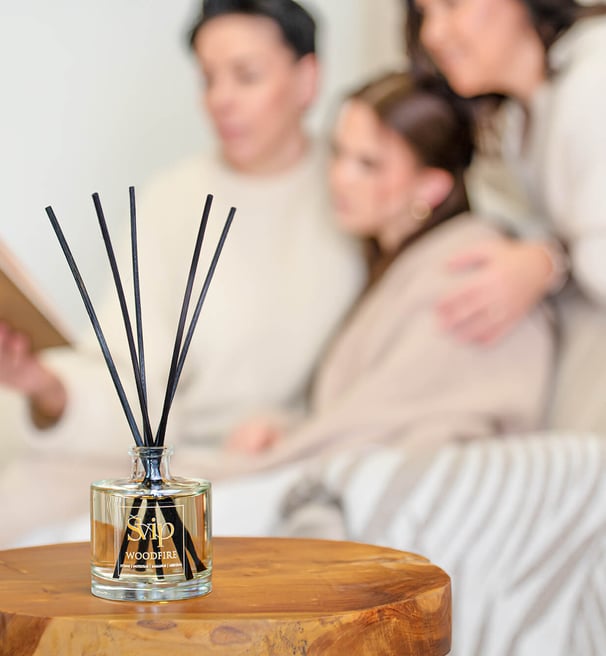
[0,323,67,429]
[436,238,561,344]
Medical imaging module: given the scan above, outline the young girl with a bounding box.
[225,71,552,463]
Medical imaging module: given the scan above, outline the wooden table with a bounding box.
[0,538,450,655]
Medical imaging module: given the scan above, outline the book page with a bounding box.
[0,238,73,350]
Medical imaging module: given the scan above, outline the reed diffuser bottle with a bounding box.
[46,190,234,602]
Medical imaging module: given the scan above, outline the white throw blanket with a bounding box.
[276,434,606,656]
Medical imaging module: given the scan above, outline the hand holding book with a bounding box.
[0,237,72,426]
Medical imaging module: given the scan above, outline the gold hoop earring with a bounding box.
[409,199,432,224]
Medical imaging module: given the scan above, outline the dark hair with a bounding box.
[188,0,316,58]
[404,0,606,84]
[348,71,474,278]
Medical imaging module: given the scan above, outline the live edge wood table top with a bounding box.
[0,537,451,656]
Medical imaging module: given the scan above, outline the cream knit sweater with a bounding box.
[26,143,365,455]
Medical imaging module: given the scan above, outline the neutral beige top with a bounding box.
[185,214,554,481]
[273,215,553,459]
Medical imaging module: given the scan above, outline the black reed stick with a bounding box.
[112,496,144,578]
[92,193,153,446]
[157,499,195,579]
[155,206,236,447]
[45,206,144,447]
[154,194,214,446]
[130,187,149,441]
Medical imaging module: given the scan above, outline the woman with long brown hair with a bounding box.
[226,71,552,459]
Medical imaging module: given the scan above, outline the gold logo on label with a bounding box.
[127,516,175,548]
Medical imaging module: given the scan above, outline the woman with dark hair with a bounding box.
[0,0,364,459]
[403,0,606,346]
[0,0,366,549]
[225,71,552,460]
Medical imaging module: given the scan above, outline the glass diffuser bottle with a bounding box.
[91,446,212,601]
[46,190,235,602]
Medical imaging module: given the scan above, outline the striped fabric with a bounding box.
[279,434,606,656]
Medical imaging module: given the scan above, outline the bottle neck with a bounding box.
[130,446,173,486]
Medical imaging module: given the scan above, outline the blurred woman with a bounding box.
[404,0,606,344]
[225,71,553,463]
[0,0,363,459]
[0,0,364,548]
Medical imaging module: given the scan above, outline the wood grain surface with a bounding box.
[0,538,450,655]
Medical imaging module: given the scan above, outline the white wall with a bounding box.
[0,0,404,333]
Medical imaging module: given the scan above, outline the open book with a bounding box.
[0,237,73,350]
